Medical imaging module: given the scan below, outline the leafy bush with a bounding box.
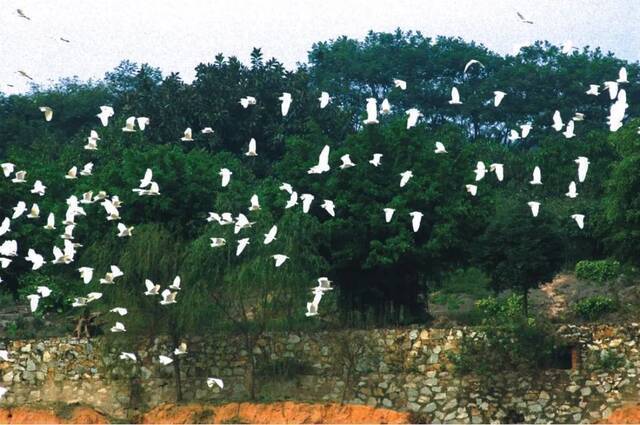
[475,294,524,321]
[594,349,625,371]
[575,259,621,283]
[440,267,491,297]
[574,295,617,320]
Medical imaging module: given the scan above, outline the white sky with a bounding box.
[0,0,638,94]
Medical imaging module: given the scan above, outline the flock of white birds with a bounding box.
[0,7,635,401]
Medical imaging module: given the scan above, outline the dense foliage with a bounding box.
[574,259,622,283]
[1,30,639,334]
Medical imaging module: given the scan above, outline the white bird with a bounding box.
[171,342,188,356]
[563,120,575,138]
[39,106,53,122]
[72,297,88,307]
[339,154,355,169]
[117,223,134,237]
[25,249,45,270]
[137,117,150,131]
[111,322,126,333]
[493,91,506,107]
[249,194,260,211]
[144,279,160,295]
[586,84,600,96]
[474,161,487,181]
[399,171,413,188]
[87,292,102,302]
[0,240,17,257]
[159,289,177,305]
[207,377,224,389]
[463,59,484,73]
[285,191,298,209]
[530,166,542,185]
[489,163,504,182]
[561,40,576,54]
[508,129,520,142]
[300,193,315,213]
[119,352,137,362]
[604,81,619,100]
[122,116,137,132]
[234,213,255,234]
[26,204,39,219]
[369,153,383,167]
[363,98,379,125]
[393,78,407,90]
[139,168,153,188]
[12,171,27,183]
[1,163,15,177]
[0,258,11,269]
[110,307,128,316]
[279,183,293,194]
[264,225,278,244]
[169,276,181,291]
[552,110,564,131]
[101,199,120,220]
[617,67,628,84]
[27,294,40,313]
[566,181,578,198]
[236,238,250,256]
[306,302,318,317]
[12,201,26,219]
[60,223,76,241]
[308,145,330,174]
[571,214,585,229]
[316,277,333,291]
[99,266,123,285]
[65,166,77,179]
[97,106,114,126]
[379,98,392,115]
[527,201,541,217]
[465,184,478,196]
[272,254,289,267]
[181,128,193,141]
[0,218,10,236]
[78,267,93,284]
[279,92,292,116]
[409,211,424,232]
[210,238,226,248]
[318,92,331,109]
[36,286,51,298]
[84,137,98,151]
[321,200,335,217]
[575,156,590,183]
[219,168,232,187]
[383,208,395,223]
[405,108,422,129]
[448,87,462,105]
[245,138,258,156]
[573,112,585,121]
[31,180,47,196]
[201,127,214,134]
[520,123,533,138]
[239,96,256,108]
[434,142,447,154]
[80,162,93,176]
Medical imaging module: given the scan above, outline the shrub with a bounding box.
[594,349,625,371]
[574,295,617,320]
[17,272,77,315]
[475,294,524,321]
[440,267,491,297]
[575,259,621,283]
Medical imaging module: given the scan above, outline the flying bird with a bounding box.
[383,208,395,223]
[369,153,383,167]
[219,168,232,187]
[516,11,533,24]
[279,92,292,116]
[530,166,542,185]
[96,106,114,127]
[405,108,422,129]
[245,138,258,156]
[434,142,447,154]
[575,156,590,182]
[264,225,277,244]
[318,92,331,109]
[181,128,193,141]
[363,98,379,125]
[39,106,53,121]
[399,171,413,187]
[122,116,137,132]
[566,181,578,198]
[463,59,484,74]
[321,200,335,217]
[493,91,506,107]
[409,211,424,232]
[466,184,478,196]
[236,238,250,256]
[272,254,289,267]
[308,145,330,174]
[448,87,462,105]
[571,214,585,229]
[16,9,31,20]
[527,201,540,217]
[339,154,355,169]
[393,79,407,90]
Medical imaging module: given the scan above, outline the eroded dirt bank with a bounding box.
[0,402,410,424]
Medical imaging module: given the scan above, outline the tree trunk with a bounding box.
[522,288,529,317]
[171,333,183,402]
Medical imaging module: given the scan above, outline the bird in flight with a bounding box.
[16,9,31,20]
[17,70,33,81]
[516,11,533,24]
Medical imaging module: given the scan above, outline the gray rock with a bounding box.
[425,402,438,413]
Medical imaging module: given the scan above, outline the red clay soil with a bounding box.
[142,402,411,424]
[0,402,409,424]
[0,406,108,424]
[601,403,640,424]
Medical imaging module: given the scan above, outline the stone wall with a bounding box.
[0,323,638,423]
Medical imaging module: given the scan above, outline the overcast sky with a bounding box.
[1,0,638,94]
